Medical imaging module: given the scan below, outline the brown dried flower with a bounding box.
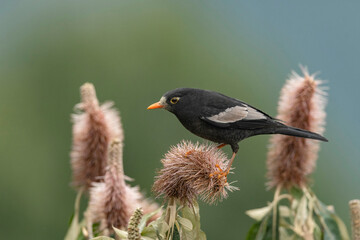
[86,139,160,236]
[267,67,327,188]
[70,83,123,190]
[153,141,237,205]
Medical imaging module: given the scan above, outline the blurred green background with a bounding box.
[0,1,359,239]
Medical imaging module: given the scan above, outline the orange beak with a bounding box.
[147,101,165,109]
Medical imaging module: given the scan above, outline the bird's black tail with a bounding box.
[273,124,328,142]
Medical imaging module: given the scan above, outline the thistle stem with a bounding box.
[272,185,282,240]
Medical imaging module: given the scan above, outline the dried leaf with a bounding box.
[90,237,115,240]
[294,195,308,234]
[113,227,128,238]
[246,205,272,221]
[279,206,291,218]
[177,216,193,231]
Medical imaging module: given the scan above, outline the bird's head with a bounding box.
[147,88,196,114]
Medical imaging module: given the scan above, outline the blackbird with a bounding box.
[147,88,327,178]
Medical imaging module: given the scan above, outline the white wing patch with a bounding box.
[206,105,266,123]
[245,106,267,120]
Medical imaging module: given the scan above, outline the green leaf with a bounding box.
[181,204,198,223]
[290,187,303,200]
[64,189,83,240]
[246,209,280,240]
[323,215,341,240]
[139,207,162,232]
[316,201,343,240]
[246,221,261,240]
[172,224,180,240]
[256,214,269,240]
[331,213,350,240]
[141,226,157,238]
[177,216,193,231]
[179,202,206,240]
[313,223,323,240]
[142,206,167,239]
[263,210,280,240]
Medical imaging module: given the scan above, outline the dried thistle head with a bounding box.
[70,83,123,190]
[267,67,327,188]
[86,139,161,236]
[153,141,237,205]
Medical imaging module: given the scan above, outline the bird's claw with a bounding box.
[209,164,229,182]
[185,150,193,156]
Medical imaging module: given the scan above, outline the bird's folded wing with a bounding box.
[200,105,270,129]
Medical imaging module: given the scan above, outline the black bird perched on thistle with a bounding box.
[147,88,327,179]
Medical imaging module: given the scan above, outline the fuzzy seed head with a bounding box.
[86,139,161,236]
[267,67,327,188]
[86,139,130,234]
[153,141,237,205]
[71,83,124,190]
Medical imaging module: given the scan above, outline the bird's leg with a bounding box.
[217,143,227,149]
[225,152,236,174]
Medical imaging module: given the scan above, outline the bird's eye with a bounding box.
[170,97,180,104]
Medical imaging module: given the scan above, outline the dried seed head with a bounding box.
[153,141,237,205]
[70,83,124,190]
[86,139,130,235]
[86,139,161,236]
[349,199,360,240]
[267,67,327,188]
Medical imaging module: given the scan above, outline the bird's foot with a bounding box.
[209,164,229,182]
